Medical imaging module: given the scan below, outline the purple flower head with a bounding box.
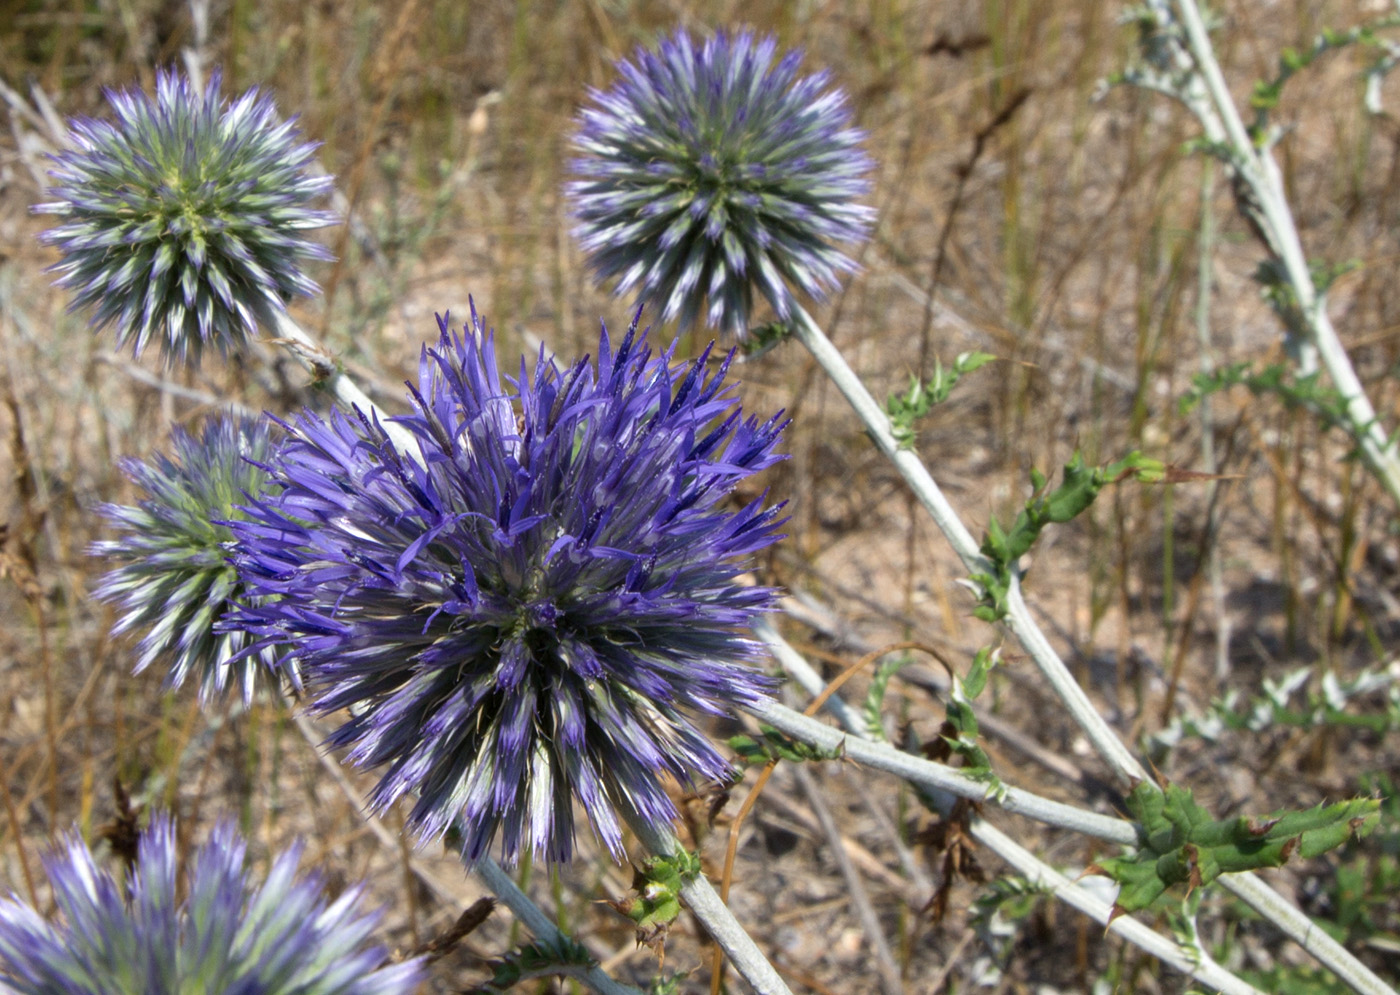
[34,68,336,368]
[0,813,424,995]
[92,415,286,705]
[568,29,874,339]
[229,304,788,864]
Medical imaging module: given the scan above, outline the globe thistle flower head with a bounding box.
[93,414,287,704]
[34,68,336,368]
[0,813,424,995]
[568,29,875,338]
[230,304,788,864]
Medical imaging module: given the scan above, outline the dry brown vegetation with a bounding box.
[2,1,1399,992]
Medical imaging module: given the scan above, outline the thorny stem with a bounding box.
[762,623,1264,994]
[1146,0,1400,507]
[625,815,796,995]
[788,304,1148,781]
[785,306,1397,995]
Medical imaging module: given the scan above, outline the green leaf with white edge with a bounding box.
[1093,782,1380,917]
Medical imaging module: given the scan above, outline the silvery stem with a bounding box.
[268,310,420,455]
[786,306,1395,995]
[473,859,646,995]
[1164,0,1400,506]
[760,621,1264,994]
[788,303,1147,782]
[748,694,1136,845]
[624,815,795,995]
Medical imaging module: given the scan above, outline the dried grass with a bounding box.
[2,1,1398,991]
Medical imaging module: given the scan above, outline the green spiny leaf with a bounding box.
[470,935,595,993]
[741,320,793,359]
[973,452,1163,621]
[1095,782,1380,915]
[1178,361,1348,429]
[608,849,703,935]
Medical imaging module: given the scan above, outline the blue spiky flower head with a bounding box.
[92,414,287,704]
[34,68,336,367]
[568,28,875,338]
[0,814,424,995]
[229,305,788,864]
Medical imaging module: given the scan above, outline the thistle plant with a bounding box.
[92,415,285,704]
[228,306,788,864]
[568,29,874,338]
[7,18,1393,995]
[0,814,423,995]
[34,68,335,367]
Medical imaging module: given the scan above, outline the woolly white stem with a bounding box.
[787,305,1395,995]
[788,304,1147,782]
[978,819,1262,995]
[473,858,646,995]
[1218,875,1396,995]
[268,310,421,455]
[760,626,1262,994]
[1165,0,1400,506]
[748,693,1137,846]
[624,816,796,995]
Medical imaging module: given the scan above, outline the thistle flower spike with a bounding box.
[0,813,424,995]
[34,67,336,368]
[92,414,288,704]
[229,303,789,864]
[568,28,875,338]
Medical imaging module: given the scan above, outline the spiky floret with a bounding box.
[567,29,875,338]
[92,415,286,704]
[229,305,788,864]
[0,814,424,995]
[34,68,335,367]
